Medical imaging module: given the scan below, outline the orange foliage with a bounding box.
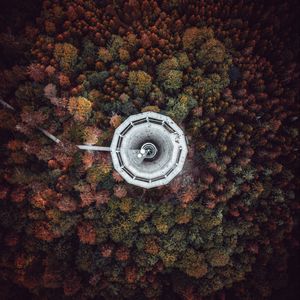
[58,73,71,87]
[7,140,23,151]
[31,193,48,209]
[180,185,198,206]
[82,152,94,169]
[110,114,122,128]
[83,126,102,144]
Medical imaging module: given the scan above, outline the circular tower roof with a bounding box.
[110,112,188,189]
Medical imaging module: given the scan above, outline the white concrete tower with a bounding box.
[110,112,188,188]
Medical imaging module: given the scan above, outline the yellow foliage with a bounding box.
[154,221,169,234]
[179,94,189,105]
[182,27,201,49]
[132,209,149,223]
[141,105,160,113]
[46,208,63,224]
[198,216,222,231]
[86,162,111,185]
[182,27,214,49]
[98,47,112,63]
[179,248,208,278]
[144,238,160,255]
[128,70,152,96]
[186,263,208,279]
[175,210,192,224]
[119,220,133,232]
[207,249,230,267]
[119,48,130,62]
[88,89,102,102]
[110,114,122,128]
[126,33,138,48]
[119,198,133,214]
[161,253,177,267]
[44,20,56,33]
[68,96,92,122]
[200,38,226,63]
[54,43,78,72]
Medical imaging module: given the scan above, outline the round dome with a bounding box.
[110,112,188,188]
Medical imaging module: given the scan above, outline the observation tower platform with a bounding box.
[110,112,188,189]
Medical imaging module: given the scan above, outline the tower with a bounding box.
[110,112,188,189]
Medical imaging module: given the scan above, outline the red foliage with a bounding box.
[89,274,103,287]
[113,185,127,199]
[56,195,77,212]
[48,159,59,169]
[169,177,182,194]
[0,186,9,200]
[27,63,45,82]
[101,244,114,257]
[248,243,259,254]
[31,189,56,209]
[192,106,203,117]
[180,185,198,206]
[58,73,71,87]
[52,147,74,171]
[125,266,137,283]
[77,223,96,245]
[45,65,56,76]
[56,175,73,191]
[208,162,222,172]
[229,209,240,217]
[80,191,95,207]
[4,231,19,247]
[141,33,151,49]
[112,170,124,182]
[67,6,78,21]
[44,83,57,100]
[20,109,48,127]
[43,270,62,289]
[115,246,130,261]
[7,140,23,151]
[95,190,110,206]
[63,273,81,296]
[15,253,33,269]
[206,201,216,209]
[82,152,94,169]
[11,188,26,203]
[33,221,59,241]
[201,172,214,185]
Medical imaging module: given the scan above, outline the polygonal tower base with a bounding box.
[110,112,188,189]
